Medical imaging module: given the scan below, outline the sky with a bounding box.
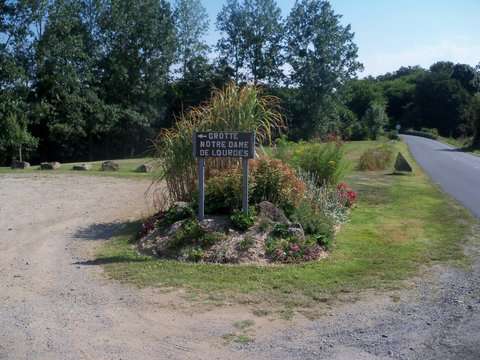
[200,0,480,77]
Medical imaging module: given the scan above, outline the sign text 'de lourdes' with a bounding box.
[194,132,255,159]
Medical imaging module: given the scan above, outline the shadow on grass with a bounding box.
[73,220,141,241]
[73,256,148,266]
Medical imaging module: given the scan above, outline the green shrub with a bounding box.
[230,208,256,231]
[291,200,334,240]
[403,129,438,140]
[169,218,205,249]
[296,142,348,185]
[386,130,400,140]
[297,171,350,225]
[201,170,244,214]
[420,128,439,137]
[182,247,204,262]
[200,232,225,248]
[358,144,394,171]
[251,157,305,215]
[238,236,255,251]
[163,203,194,224]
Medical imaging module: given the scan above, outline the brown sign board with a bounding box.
[193,132,255,159]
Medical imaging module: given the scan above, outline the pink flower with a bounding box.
[290,243,301,252]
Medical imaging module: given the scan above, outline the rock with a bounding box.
[394,152,413,173]
[257,201,290,224]
[136,164,153,173]
[72,164,90,171]
[199,216,230,233]
[40,162,61,170]
[286,223,305,241]
[101,160,119,171]
[10,160,30,169]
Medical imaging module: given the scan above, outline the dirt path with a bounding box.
[1,174,479,360]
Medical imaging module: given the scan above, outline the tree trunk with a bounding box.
[19,145,23,163]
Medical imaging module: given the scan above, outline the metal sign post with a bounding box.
[197,158,205,220]
[242,158,249,215]
[193,131,255,220]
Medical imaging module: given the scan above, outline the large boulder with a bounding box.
[40,162,61,170]
[136,164,153,173]
[11,160,30,169]
[72,164,90,171]
[257,201,290,224]
[394,152,413,173]
[101,160,119,171]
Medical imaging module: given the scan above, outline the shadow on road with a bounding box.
[73,256,148,266]
[73,220,140,241]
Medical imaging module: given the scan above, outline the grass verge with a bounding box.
[95,140,478,307]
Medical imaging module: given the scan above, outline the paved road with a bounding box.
[403,135,480,218]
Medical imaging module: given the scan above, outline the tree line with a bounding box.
[1,0,479,165]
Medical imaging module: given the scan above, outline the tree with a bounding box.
[285,0,362,136]
[362,102,388,140]
[241,0,284,84]
[344,79,385,120]
[0,113,38,162]
[414,71,472,137]
[452,63,480,94]
[173,0,209,77]
[99,0,176,155]
[216,0,246,84]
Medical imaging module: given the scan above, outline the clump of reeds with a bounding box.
[154,83,285,203]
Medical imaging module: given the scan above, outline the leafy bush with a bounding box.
[201,170,244,214]
[386,130,400,140]
[296,142,348,185]
[182,247,205,262]
[238,236,255,251]
[230,208,256,230]
[403,129,438,140]
[291,200,334,240]
[298,171,352,225]
[154,83,285,203]
[358,144,394,171]
[170,218,205,249]
[250,157,305,215]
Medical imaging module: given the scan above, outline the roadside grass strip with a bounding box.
[95,141,477,307]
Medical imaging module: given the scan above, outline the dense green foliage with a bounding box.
[1,0,479,165]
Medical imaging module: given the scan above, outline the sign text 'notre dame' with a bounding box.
[194,132,255,159]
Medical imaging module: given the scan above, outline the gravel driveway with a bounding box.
[1,173,479,360]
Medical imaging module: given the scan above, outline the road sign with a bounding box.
[193,131,255,220]
[194,131,255,159]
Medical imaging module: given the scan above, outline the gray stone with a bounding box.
[286,223,305,241]
[257,201,290,224]
[40,162,61,170]
[136,164,153,173]
[72,164,90,171]
[101,160,119,171]
[394,152,413,173]
[10,161,30,169]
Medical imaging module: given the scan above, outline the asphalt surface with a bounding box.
[402,135,480,218]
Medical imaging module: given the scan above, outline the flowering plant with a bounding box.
[336,183,357,208]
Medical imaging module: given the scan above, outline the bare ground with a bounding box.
[0,174,479,360]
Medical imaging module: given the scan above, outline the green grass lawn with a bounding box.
[0,157,159,178]
[95,140,478,308]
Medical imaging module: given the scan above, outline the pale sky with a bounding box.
[200,0,480,76]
